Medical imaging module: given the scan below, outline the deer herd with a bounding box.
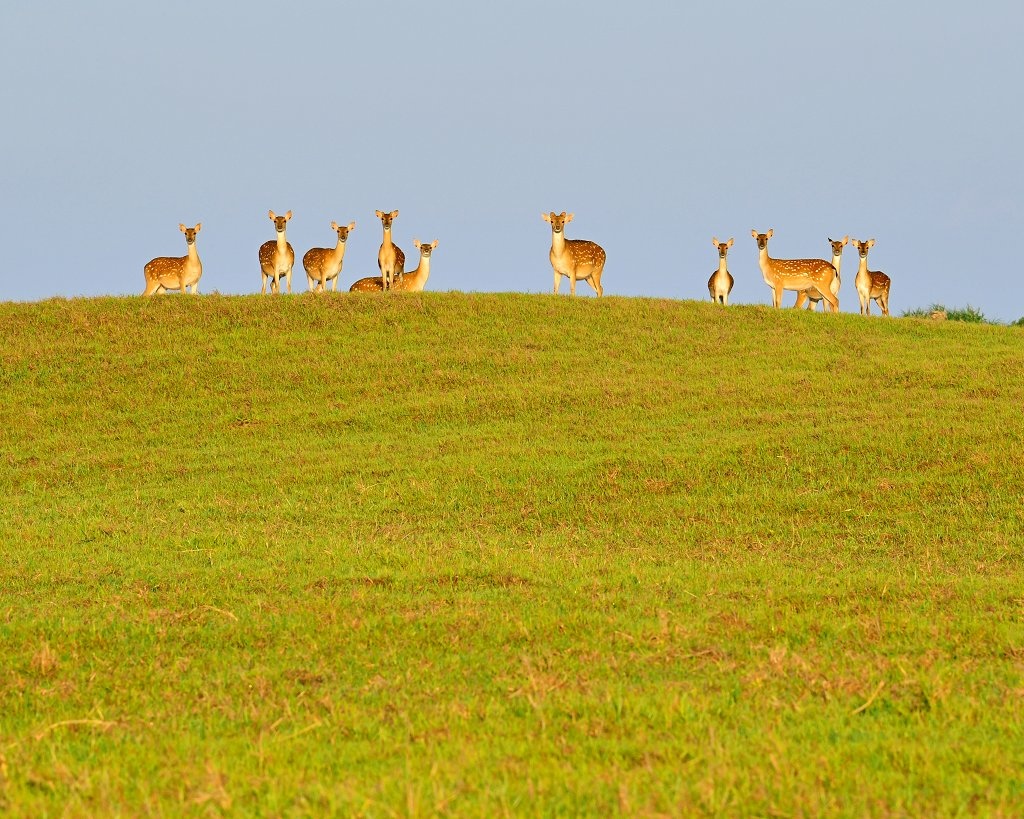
[143,211,892,316]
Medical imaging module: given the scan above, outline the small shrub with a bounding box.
[903,304,990,323]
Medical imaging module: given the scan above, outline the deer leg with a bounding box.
[773,284,783,308]
[795,291,808,310]
[331,277,338,293]
[285,269,292,294]
[552,269,560,295]
[570,275,577,297]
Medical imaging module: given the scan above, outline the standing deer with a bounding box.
[259,210,295,294]
[751,229,839,312]
[707,237,735,305]
[375,210,405,291]
[350,239,437,293]
[143,223,203,296]
[796,236,848,311]
[851,238,891,316]
[302,220,356,292]
[542,211,606,296]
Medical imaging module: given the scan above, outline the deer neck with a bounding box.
[187,242,200,265]
[855,255,870,284]
[276,231,288,255]
[717,257,729,276]
[332,237,348,265]
[831,254,842,280]
[407,254,430,288]
[758,246,775,282]
[382,227,394,251]
[551,228,567,256]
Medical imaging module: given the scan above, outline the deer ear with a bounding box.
[413,239,421,249]
[348,221,356,231]
[712,236,719,247]
[391,210,399,218]
[842,235,849,245]
[285,210,293,220]
[330,221,338,231]
[375,210,384,219]
[565,213,574,222]
[542,212,551,222]
[726,238,734,248]
[179,223,187,233]
[767,228,773,238]
[430,240,438,249]
[268,210,276,220]
[867,239,875,247]
[750,229,758,239]
[195,223,202,232]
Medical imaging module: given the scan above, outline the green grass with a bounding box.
[2,293,1023,816]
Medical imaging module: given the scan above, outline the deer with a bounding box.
[707,237,735,305]
[796,236,848,311]
[851,238,891,316]
[259,210,295,294]
[375,210,405,291]
[350,239,437,293]
[751,229,839,312]
[302,220,356,292]
[143,223,203,296]
[542,211,606,296]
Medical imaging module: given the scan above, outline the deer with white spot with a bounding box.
[851,238,891,316]
[143,223,203,296]
[796,236,848,311]
[542,211,605,296]
[259,210,295,294]
[303,220,356,292]
[707,237,735,305]
[751,229,839,312]
[350,239,437,293]
[375,210,405,291]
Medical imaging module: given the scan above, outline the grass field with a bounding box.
[1,293,1023,816]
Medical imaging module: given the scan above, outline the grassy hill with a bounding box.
[1,293,1022,815]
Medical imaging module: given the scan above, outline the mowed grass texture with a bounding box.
[1,294,1023,816]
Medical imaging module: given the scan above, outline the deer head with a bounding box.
[268,211,292,233]
[828,236,849,257]
[712,237,734,258]
[542,212,574,233]
[375,210,399,230]
[412,239,439,257]
[751,229,773,250]
[178,223,201,244]
[331,221,356,242]
[852,238,876,258]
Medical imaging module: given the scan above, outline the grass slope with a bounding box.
[1,294,1023,816]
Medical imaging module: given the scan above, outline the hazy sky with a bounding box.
[2,2,1022,318]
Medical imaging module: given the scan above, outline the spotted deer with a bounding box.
[751,229,839,312]
[796,236,848,311]
[302,220,356,292]
[851,238,891,316]
[259,210,295,294]
[350,239,437,293]
[542,211,606,296]
[375,210,405,291]
[143,223,203,296]
[707,237,735,305]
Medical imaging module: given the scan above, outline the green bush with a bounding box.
[903,304,991,323]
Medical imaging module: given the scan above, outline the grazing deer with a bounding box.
[375,210,405,291]
[542,211,606,296]
[259,210,295,294]
[851,238,891,316]
[302,220,356,292]
[751,229,839,312]
[143,223,203,296]
[349,239,437,293]
[707,237,735,305]
[796,236,848,311]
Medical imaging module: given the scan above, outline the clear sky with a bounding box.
[2,1,1022,318]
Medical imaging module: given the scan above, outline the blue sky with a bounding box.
[2,1,1022,318]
